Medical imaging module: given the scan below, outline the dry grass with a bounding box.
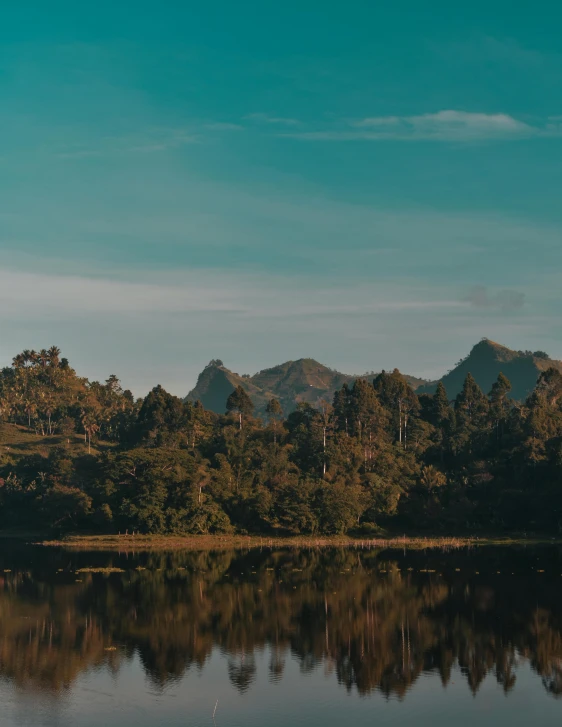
[0,422,115,458]
[75,567,125,574]
[41,533,479,552]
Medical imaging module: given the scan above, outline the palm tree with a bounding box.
[12,353,25,369]
[23,397,37,429]
[48,346,61,366]
[82,415,99,454]
[38,349,49,368]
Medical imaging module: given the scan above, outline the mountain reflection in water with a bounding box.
[1,543,562,705]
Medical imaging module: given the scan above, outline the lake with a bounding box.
[1,541,562,726]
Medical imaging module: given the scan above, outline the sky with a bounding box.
[2,1,562,396]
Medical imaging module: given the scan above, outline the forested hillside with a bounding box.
[2,345,562,535]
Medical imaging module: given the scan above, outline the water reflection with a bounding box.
[1,544,562,700]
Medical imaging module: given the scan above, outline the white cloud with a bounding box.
[355,110,530,137]
[279,110,558,142]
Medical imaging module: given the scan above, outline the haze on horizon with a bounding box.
[2,1,561,396]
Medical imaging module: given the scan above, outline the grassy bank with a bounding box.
[36,533,556,552]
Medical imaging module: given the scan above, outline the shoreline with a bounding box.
[34,533,560,551]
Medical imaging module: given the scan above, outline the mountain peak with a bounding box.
[420,340,562,400]
[186,357,425,415]
[185,339,562,414]
[473,337,504,350]
[203,358,228,370]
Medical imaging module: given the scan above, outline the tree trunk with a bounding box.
[323,426,327,477]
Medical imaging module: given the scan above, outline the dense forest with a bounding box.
[1,345,562,535]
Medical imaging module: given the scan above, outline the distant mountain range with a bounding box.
[185,339,562,415]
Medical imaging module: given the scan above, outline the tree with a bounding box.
[319,479,363,533]
[265,398,283,444]
[48,346,61,366]
[132,385,187,446]
[317,400,334,478]
[226,386,254,430]
[452,373,489,457]
[82,416,100,454]
[373,369,419,448]
[455,373,488,422]
[432,382,451,426]
[333,382,351,434]
[40,485,92,530]
[342,379,386,465]
[489,373,512,447]
[420,465,447,490]
[534,368,562,407]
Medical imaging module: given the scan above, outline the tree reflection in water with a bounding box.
[1,545,562,699]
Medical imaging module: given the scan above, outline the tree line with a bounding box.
[1,348,562,534]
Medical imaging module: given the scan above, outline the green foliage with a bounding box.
[226,385,254,429]
[2,347,562,534]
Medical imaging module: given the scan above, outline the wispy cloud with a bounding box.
[354,110,530,138]
[55,129,199,159]
[245,113,301,126]
[0,269,241,316]
[56,149,104,159]
[278,110,561,142]
[48,111,562,159]
[0,267,463,320]
[204,122,243,131]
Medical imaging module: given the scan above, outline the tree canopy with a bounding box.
[2,346,562,535]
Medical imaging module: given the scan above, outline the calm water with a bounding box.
[1,543,562,726]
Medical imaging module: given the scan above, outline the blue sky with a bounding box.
[2,1,562,395]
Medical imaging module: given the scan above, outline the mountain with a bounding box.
[185,340,562,415]
[419,339,562,401]
[186,359,426,415]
